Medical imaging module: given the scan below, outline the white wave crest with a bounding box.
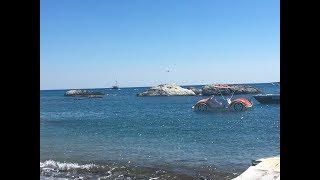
[40,160,99,171]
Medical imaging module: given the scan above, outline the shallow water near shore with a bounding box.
[40,83,280,179]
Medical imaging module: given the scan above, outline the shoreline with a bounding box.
[40,159,245,179]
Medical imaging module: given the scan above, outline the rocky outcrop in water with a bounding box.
[201,84,261,96]
[186,87,202,95]
[137,83,196,96]
[64,90,105,98]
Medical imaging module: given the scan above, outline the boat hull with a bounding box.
[253,94,280,104]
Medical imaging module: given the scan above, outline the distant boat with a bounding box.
[253,94,280,104]
[111,81,119,89]
[252,82,280,104]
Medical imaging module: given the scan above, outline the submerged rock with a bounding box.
[201,84,261,96]
[137,83,196,96]
[64,89,105,97]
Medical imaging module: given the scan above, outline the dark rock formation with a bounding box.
[201,84,261,96]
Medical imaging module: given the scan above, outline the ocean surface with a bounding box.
[40,83,280,180]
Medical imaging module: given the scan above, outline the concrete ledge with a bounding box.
[233,156,280,180]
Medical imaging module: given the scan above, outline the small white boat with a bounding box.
[111,81,119,89]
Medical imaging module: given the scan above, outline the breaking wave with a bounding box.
[40,160,114,179]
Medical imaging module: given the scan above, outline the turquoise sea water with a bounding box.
[40,83,280,179]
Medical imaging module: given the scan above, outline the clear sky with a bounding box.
[40,0,279,90]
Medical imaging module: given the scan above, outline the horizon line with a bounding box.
[40,81,280,91]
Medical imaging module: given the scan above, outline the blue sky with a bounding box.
[40,0,279,90]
